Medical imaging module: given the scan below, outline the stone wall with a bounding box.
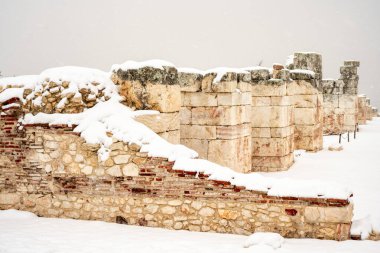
[0,109,353,240]
[249,66,294,171]
[111,65,181,144]
[290,53,323,151]
[322,80,345,134]
[178,71,251,173]
[322,61,360,134]
[366,98,372,121]
[358,95,367,125]
[340,61,360,132]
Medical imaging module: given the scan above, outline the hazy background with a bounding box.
[1,0,379,107]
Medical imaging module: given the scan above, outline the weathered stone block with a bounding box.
[305,204,353,223]
[251,80,287,97]
[180,125,217,140]
[135,112,179,133]
[183,92,217,107]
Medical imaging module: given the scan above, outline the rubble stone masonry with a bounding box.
[0,107,352,240]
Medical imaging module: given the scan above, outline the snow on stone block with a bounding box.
[0,88,25,103]
[111,59,175,72]
[204,67,249,84]
[243,232,284,249]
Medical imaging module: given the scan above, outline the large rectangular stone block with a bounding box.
[251,106,292,128]
[208,137,251,173]
[251,80,287,97]
[217,92,251,106]
[135,112,179,134]
[216,123,251,139]
[180,125,216,140]
[192,105,250,126]
[287,80,318,96]
[183,92,217,107]
[180,138,208,159]
[252,136,293,157]
[252,153,294,172]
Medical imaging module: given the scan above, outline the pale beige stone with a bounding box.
[180,125,216,140]
[305,204,353,223]
[180,107,191,125]
[199,207,215,217]
[122,163,139,177]
[161,206,176,215]
[114,155,131,164]
[81,166,93,175]
[106,166,122,177]
[0,193,20,205]
[183,92,217,106]
[135,113,179,133]
[62,154,73,164]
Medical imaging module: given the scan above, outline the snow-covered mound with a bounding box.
[205,67,249,83]
[243,232,284,249]
[174,158,352,199]
[0,209,37,220]
[0,66,121,113]
[21,98,198,162]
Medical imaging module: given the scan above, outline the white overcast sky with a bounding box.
[1,0,379,107]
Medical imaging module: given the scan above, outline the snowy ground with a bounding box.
[265,117,380,238]
[0,209,379,253]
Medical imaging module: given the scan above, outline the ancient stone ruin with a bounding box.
[0,53,378,241]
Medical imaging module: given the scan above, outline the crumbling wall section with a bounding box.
[111,66,181,144]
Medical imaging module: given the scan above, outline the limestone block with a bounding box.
[180,139,208,159]
[217,92,251,106]
[270,126,294,138]
[145,84,181,112]
[135,112,179,133]
[180,107,191,125]
[294,107,318,125]
[252,153,294,172]
[178,72,202,92]
[252,136,293,157]
[208,137,251,173]
[0,193,20,205]
[251,80,287,97]
[305,204,353,223]
[180,125,217,140]
[216,123,251,139]
[287,80,319,96]
[122,163,139,176]
[251,127,271,138]
[191,105,249,126]
[270,96,292,106]
[158,130,180,144]
[292,95,318,108]
[251,106,292,128]
[183,92,217,107]
[251,97,271,107]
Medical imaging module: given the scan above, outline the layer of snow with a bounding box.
[0,209,37,220]
[290,69,316,77]
[177,67,205,75]
[0,88,25,103]
[0,75,41,89]
[173,158,352,199]
[1,103,20,109]
[111,59,175,72]
[0,210,379,253]
[243,232,284,249]
[20,98,197,162]
[242,66,271,71]
[264,118,380,239]
[205,67,249,83]
[286,55,294,66]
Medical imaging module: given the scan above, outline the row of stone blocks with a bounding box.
[110,53,324,173]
